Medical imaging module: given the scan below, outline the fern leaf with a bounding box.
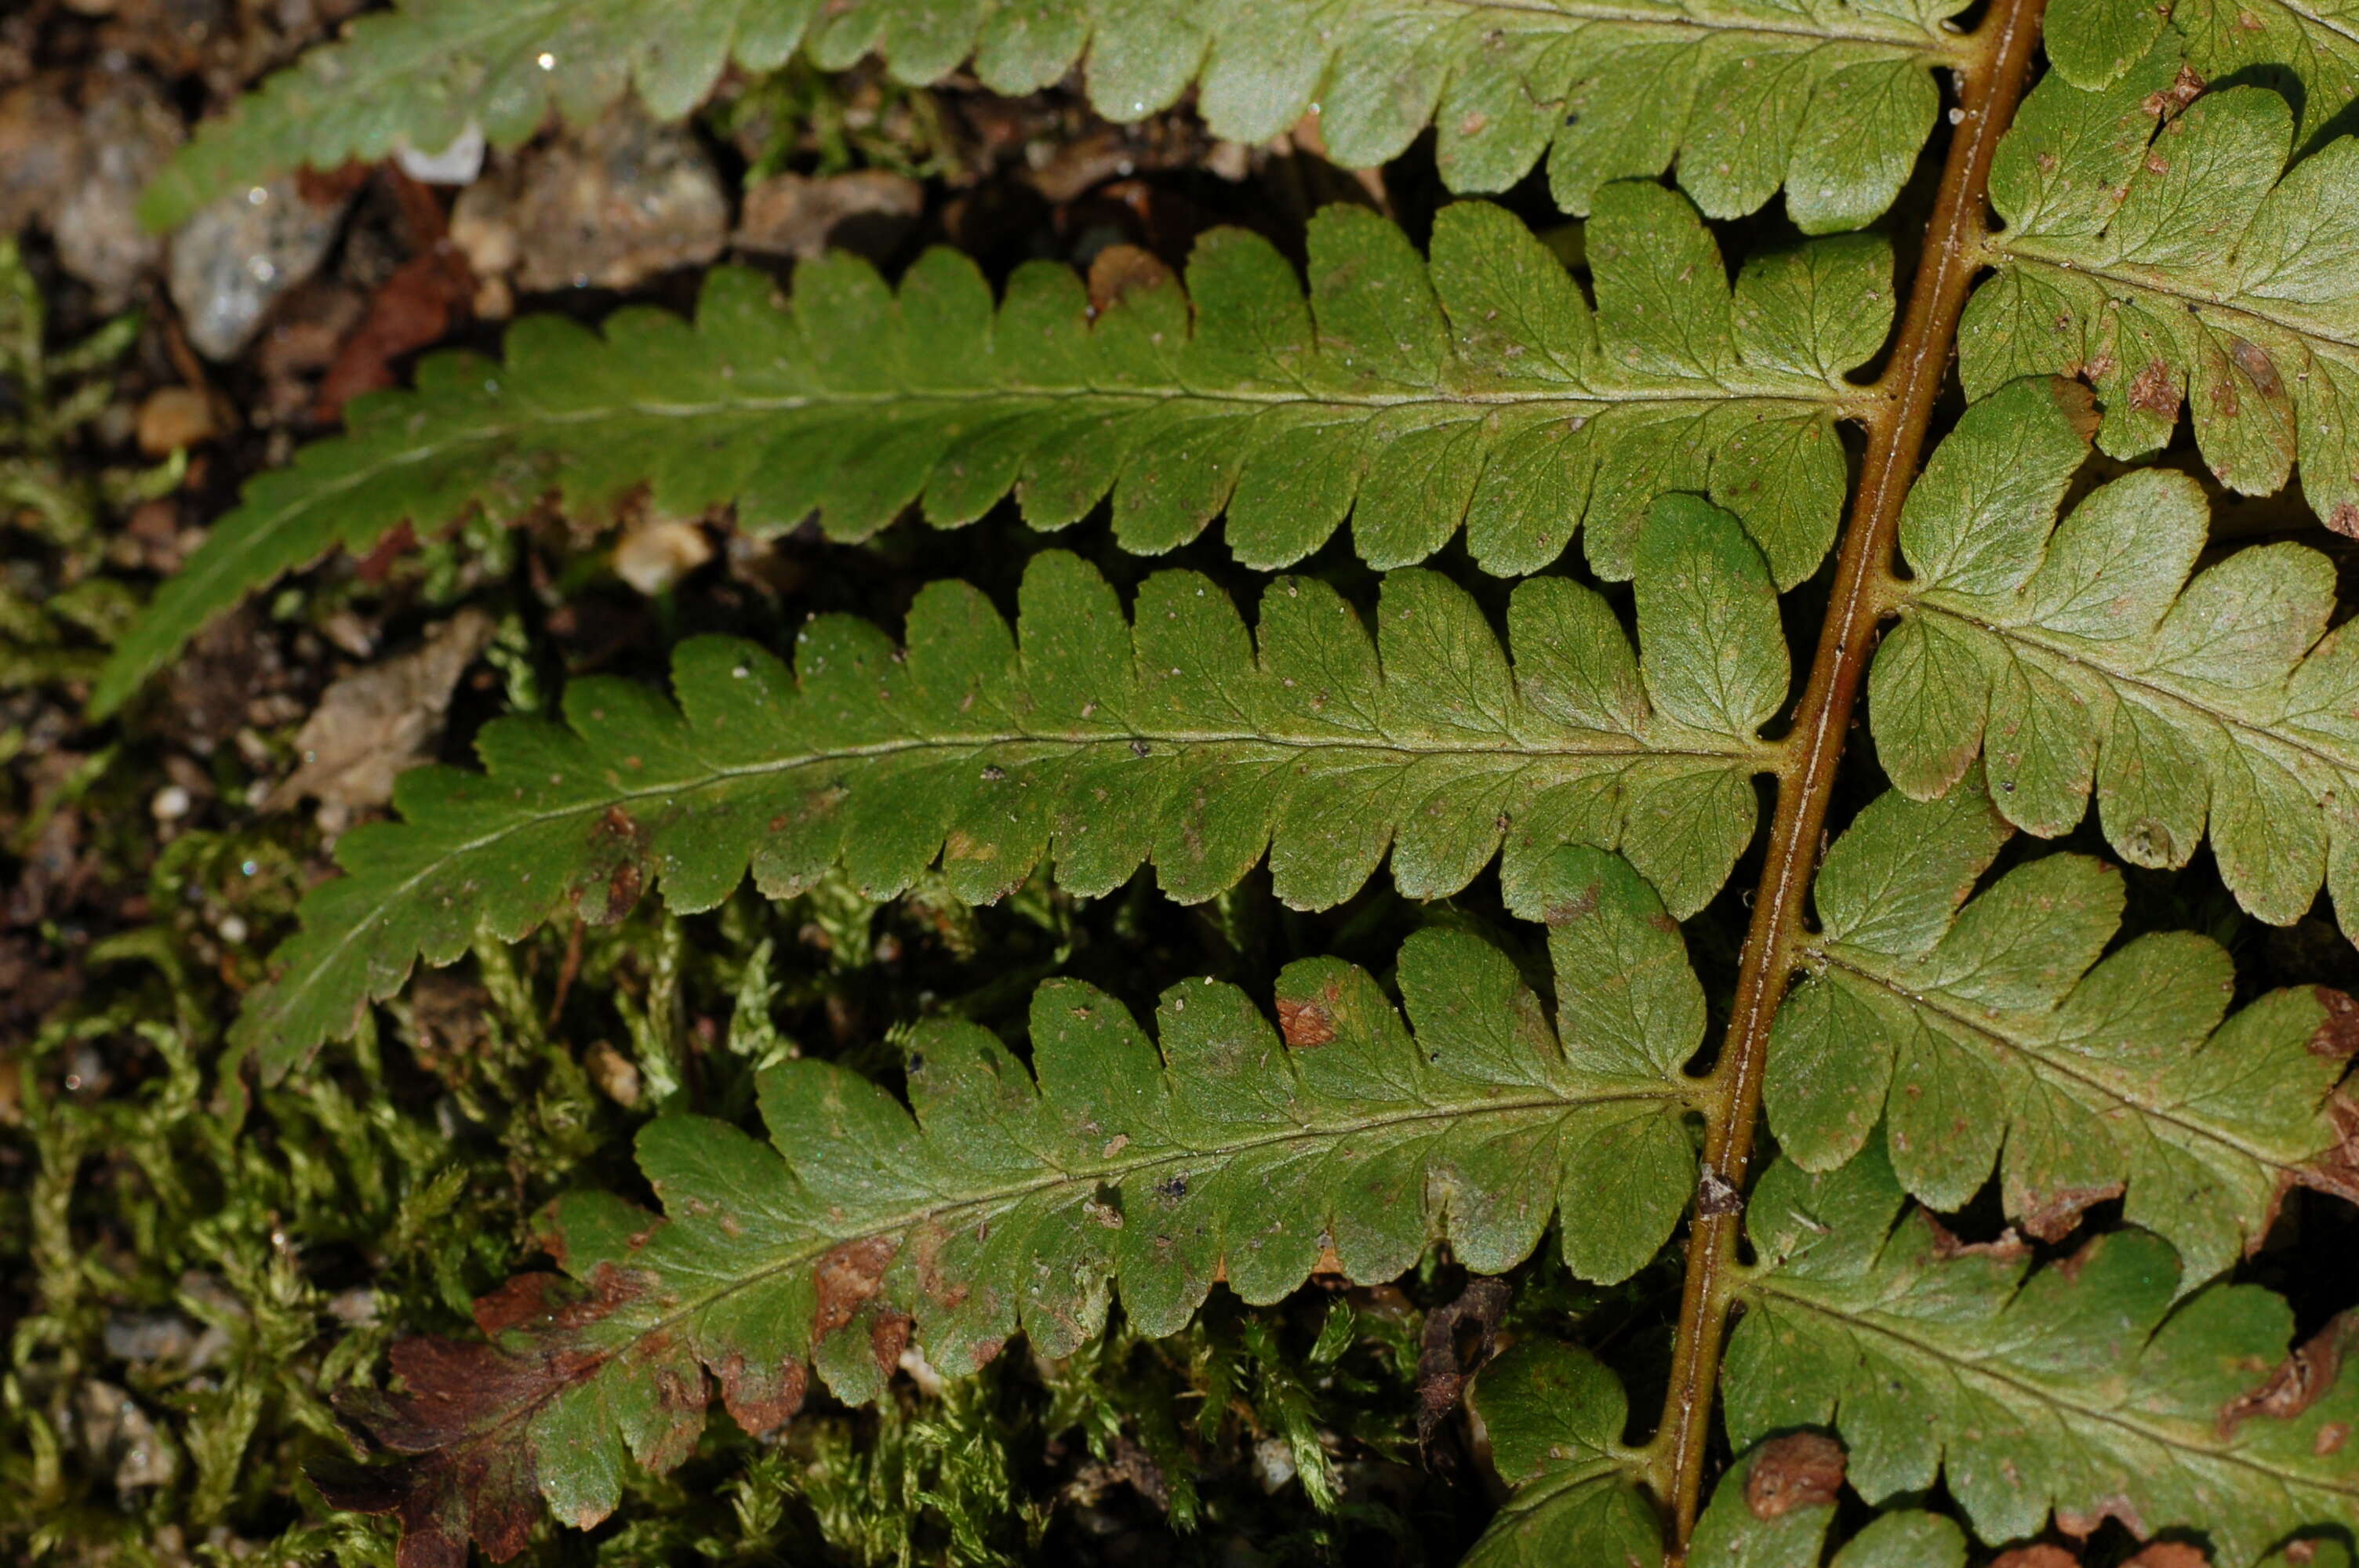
[316,885,1705,1557]
[1965,52,2359,523]
[237,517,1782,1076]
[1869,376,2359,935]
[1467,1346,1976,1566]
[141,0,1972,233]
[1459,1341,1661,1565]
[2041,0,2359,116]
[1766,772,2350,1284]
[1728,1143,2359,1566]
[94,197,1881,718]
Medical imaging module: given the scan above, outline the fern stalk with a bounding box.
[1652,0,2054,1545]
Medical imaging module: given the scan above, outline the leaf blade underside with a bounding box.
[142,0,1970,231]
[1766,772,2351,1284]
[96,195,1885,717]
[1870,376,2359,938]
[1728,1145,2359,1566]
[238,516,1786,1076]
[322,887,1704,1560]
[1965,50,2359,525]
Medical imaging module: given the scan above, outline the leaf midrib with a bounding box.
[129,377,1852,692]
[1743,1273,2359,1504]
[256,727,1768,1042]
[1990,244,2359,358]
[1812,944,2313,1178]
[585,1083,1685,1400]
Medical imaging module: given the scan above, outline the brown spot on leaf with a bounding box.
[2317,1421,2350,1454]
[2127,358,2180,419]
[970,1337,1005,1372]
[2226,336,2286,400]
[1743,1432,1845,1519]
[870,1310,913,1374]
[2049,377,2102,441]
[716,1350,806,1437]
[2019,1182,2125,1243]
[605,858,643,916]
[2056,1491,2147,1538]
[1415,1276,1512,1443]
[1991,1550,2080,1568]
[1543,884,1599,927]
[2126,1545,2212,1568]
[2292,1091,2359,1211]
[2329,503,2359,538]
[1278,998,1336,1047]
[812,1236,899,1341]
[2141,64,2208,118]
[2219,1311,2357,1438]
[2310,988,2359,1058]
[1928,1217,2029,1262]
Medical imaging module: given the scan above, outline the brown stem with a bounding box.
[1648,0,2052,1550]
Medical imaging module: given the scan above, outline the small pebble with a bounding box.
[584,1040,642,1107]
[136,386,215,456]
[150,785,191,822]
[614,517,713,595]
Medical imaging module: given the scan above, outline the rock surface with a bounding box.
[735,169,923,262]
[451,109,727,294]
[167,175,348,360]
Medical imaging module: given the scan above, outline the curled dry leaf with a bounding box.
[267,608,495,816]
[1415,1276,1512,1443]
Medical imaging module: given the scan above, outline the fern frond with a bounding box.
[1766,772,2350,1284]
[1460,1341,1661,1564]
[95,197,1881,718]
[141,0,1973,233]
[1965,53,2359,523]
[1869,377,2359,935]
[316,885,1704,1558]
[1729,1143,2359,1566]
[237,516,1783,1076]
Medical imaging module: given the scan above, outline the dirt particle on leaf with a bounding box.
[1743,1432,1845,1519]
[2329,503,2359,538]
[1277,997,1336,1047]
[812,1236,900,1340]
